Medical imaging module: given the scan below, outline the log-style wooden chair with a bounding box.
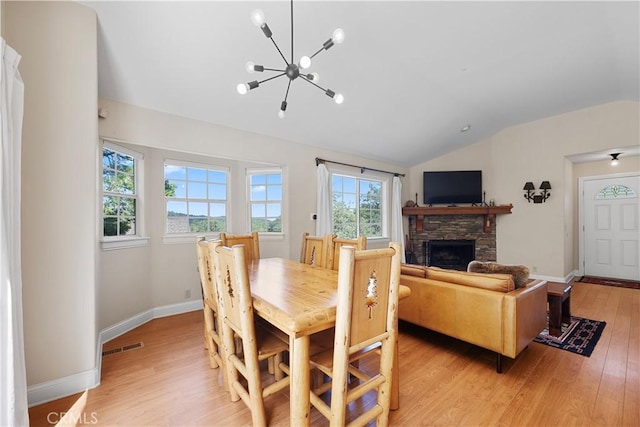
[195,237,226,388]
[308,242,402,426]
[219,232,260,266]
[208,241,290,427]
[326,235,367,270]
[300,232,334,268]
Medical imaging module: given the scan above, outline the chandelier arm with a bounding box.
[258,73,287,85]
[309,46,326,60]
[290,0,294,64]
[284,79,292,103]
[264,67,286,72]
[269,37,289,67]
[299,74,328,92]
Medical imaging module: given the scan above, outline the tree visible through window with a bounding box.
[249,170,282,232]
[164,162,228,234]
[332,174,382,238]
[103,146,138,237]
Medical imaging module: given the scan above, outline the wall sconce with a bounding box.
[523,181,551,203]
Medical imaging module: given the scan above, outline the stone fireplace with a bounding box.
[405,213,498,267]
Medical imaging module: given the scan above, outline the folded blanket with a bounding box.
[467,261,530,288]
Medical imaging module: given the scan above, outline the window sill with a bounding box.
[162,232,285,245]
[163,234,220,245]
[101,236,150,251]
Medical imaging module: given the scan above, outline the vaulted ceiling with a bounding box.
[82,1,639,167]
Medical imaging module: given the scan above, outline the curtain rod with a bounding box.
[315,157,405,177]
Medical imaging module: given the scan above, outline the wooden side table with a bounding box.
[547,283,572,337]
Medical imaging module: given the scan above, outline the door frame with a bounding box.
[578,171,640,278]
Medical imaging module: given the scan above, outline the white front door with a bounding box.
[582,174,640,281]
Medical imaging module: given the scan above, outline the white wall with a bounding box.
[4,0,98,391]
[408,101,640,281]
[97,99,410,331]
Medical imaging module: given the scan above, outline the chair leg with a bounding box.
[203,309,219,369]
[273,353,284,381]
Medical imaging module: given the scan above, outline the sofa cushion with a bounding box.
[401,264,428,278]
[467,261,530,288]
[425,266,515,293]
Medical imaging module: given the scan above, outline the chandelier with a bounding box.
[236,0,345,118]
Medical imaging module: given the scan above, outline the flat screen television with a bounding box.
[423,170,482,206]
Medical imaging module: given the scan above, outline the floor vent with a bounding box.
[102,342,144,357]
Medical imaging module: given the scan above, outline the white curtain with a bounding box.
[1,38,29,427]
[315,162,332,235]
[390,175,406,263]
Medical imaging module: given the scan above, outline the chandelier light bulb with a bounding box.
[246,61,256,73]
[251,9,265,27]
[278,100,287,118]
[299,56,311,69]
[332,28,345,44]
[611,158,619,166]
[334,93,344,104]
[237,83,248,95]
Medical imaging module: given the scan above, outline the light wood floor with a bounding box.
[29,280,639,426]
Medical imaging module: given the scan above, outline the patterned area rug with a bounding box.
[577,276,639,290]
[534,316,606,357]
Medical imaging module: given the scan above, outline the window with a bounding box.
[248,169,282,233]
[332,173,384,239]
[164,161,228,234]
[102,142,141,238]
[595,184,636,199]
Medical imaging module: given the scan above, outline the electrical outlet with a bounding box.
[184,289,191,299]
[310,213,317,220]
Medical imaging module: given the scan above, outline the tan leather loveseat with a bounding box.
[398,264,548,372]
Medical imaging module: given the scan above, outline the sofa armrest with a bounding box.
[501,280,548,358]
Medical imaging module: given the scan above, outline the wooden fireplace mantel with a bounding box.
[403,204,513,233]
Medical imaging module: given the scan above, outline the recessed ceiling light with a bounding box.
[460,124,471,132]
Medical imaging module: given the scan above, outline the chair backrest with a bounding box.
[219,232,260,265]
[331,242,402,426]
[300,232,334,267]
[196,237,218,304]
[327,235,366,270]
[210,242,256,338]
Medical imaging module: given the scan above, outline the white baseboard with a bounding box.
[27,368,98,408]
[153,299,202,319]
[27,300,203,407]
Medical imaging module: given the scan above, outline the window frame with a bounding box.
[246,167,285,237]
[328,166,390,241]
[162,159,230,243]
[100,140,149,251]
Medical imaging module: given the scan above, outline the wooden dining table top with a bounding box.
[247,257,411,337]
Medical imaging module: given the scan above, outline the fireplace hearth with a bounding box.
[425,240,475,271]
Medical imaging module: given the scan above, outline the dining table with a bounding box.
[247,257,410,426]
